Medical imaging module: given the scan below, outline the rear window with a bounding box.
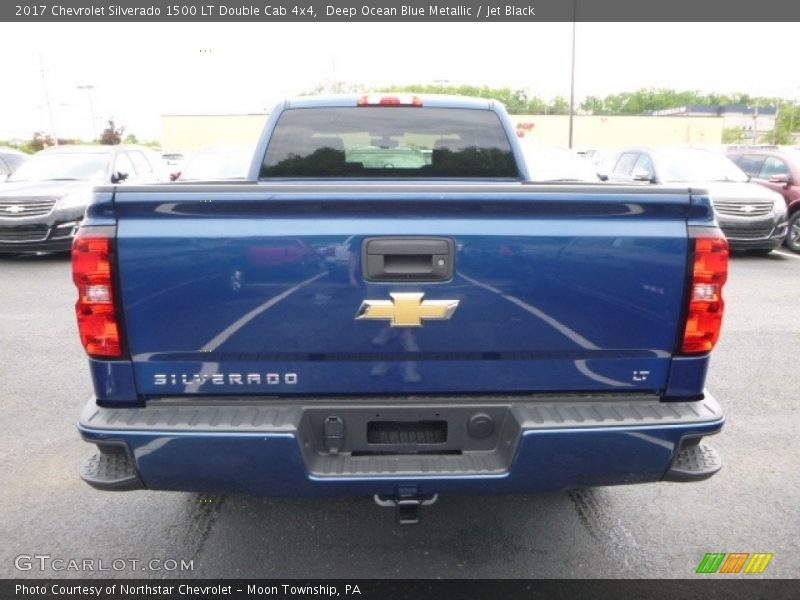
[260,107,518,179]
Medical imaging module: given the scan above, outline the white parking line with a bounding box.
[460,273,598,349]
[177,271,327,393]
[774,250,800,260]
[202,271,327,352]
[459,272,633,388]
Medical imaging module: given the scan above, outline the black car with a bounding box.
[0,147,28,183]
[0,145,163,254]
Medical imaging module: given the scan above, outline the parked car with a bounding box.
[0,145,164,254]
[727,148,800,253]
[575,148,603,166]
[0,147,28,183]
[603,146,787,253]
[173,145,253,182]
[519,143,602,182]
[160,151,187,179]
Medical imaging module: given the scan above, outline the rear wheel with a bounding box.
[786,211,800,253]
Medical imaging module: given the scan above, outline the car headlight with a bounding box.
[772,194,787,219]
[56,190,93,211]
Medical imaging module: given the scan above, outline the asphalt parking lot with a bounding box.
[0,249,798,579]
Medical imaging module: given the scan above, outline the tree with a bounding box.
[305,81,366,95]
[23,132,75,152]
[761,102,799,145]
[123,133,139,144]
[547,96,569,115]
[575,88,787,116]
[29,131,55,152]
[722,127,746,144]
[580,96,605,115]
[100,120,124,145]
[376,84,549,114]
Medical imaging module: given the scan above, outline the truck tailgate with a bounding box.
[113,184,691,397]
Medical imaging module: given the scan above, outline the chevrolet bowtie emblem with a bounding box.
[356,292,460,327]
[6,205,25,214]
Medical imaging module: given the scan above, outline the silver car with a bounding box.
[602,147,787,253]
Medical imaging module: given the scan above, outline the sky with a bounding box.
[1,21,799,143]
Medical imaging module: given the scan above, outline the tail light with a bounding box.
[681,234,729,354]
[72,228,123,357]
[358,95,423,107]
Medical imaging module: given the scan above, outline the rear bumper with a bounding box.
[77,392,725,496]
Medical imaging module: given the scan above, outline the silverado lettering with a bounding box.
[153,373,298,385]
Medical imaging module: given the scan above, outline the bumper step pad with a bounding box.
[80,448,144,491]
[663,442,722,482]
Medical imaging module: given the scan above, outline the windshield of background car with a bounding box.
[519,144,600,182]
[655,149,749,183]
[179,148,254,181]
[7,152,110,182]
[260,107,518,178]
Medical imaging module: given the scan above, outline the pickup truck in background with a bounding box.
[74,95,728,522]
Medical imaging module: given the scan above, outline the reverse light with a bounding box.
[72,229,122,357]
[357,94,423,107]
[681,235,728,354]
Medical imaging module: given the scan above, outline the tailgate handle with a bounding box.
[364,237,455,282]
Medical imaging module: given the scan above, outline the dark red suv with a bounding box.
[727,148,800,252]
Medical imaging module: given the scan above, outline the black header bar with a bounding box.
[2,0,799,22]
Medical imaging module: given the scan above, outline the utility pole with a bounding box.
[567,0,577,149]
[38,53,58,144]
[76,84,97,141]
[752,104,759,145]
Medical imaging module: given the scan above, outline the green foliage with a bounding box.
[376,84,555,114]
[578,87,787,116]
[548,96,569,115]
[581,96,604,115]
[304,81,367,95]
[763,102,800,145]
[0,139,33,154]
[17,132,77,152]
[2,130,158,154]
[722,127,746,144]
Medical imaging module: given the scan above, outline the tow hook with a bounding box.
[373,493,438,524]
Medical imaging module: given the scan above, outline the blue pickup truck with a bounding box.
[74,95,728,522]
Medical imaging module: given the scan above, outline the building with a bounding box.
[510,114,723,148]
[160,113,269,151]
[652,105,777,143]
